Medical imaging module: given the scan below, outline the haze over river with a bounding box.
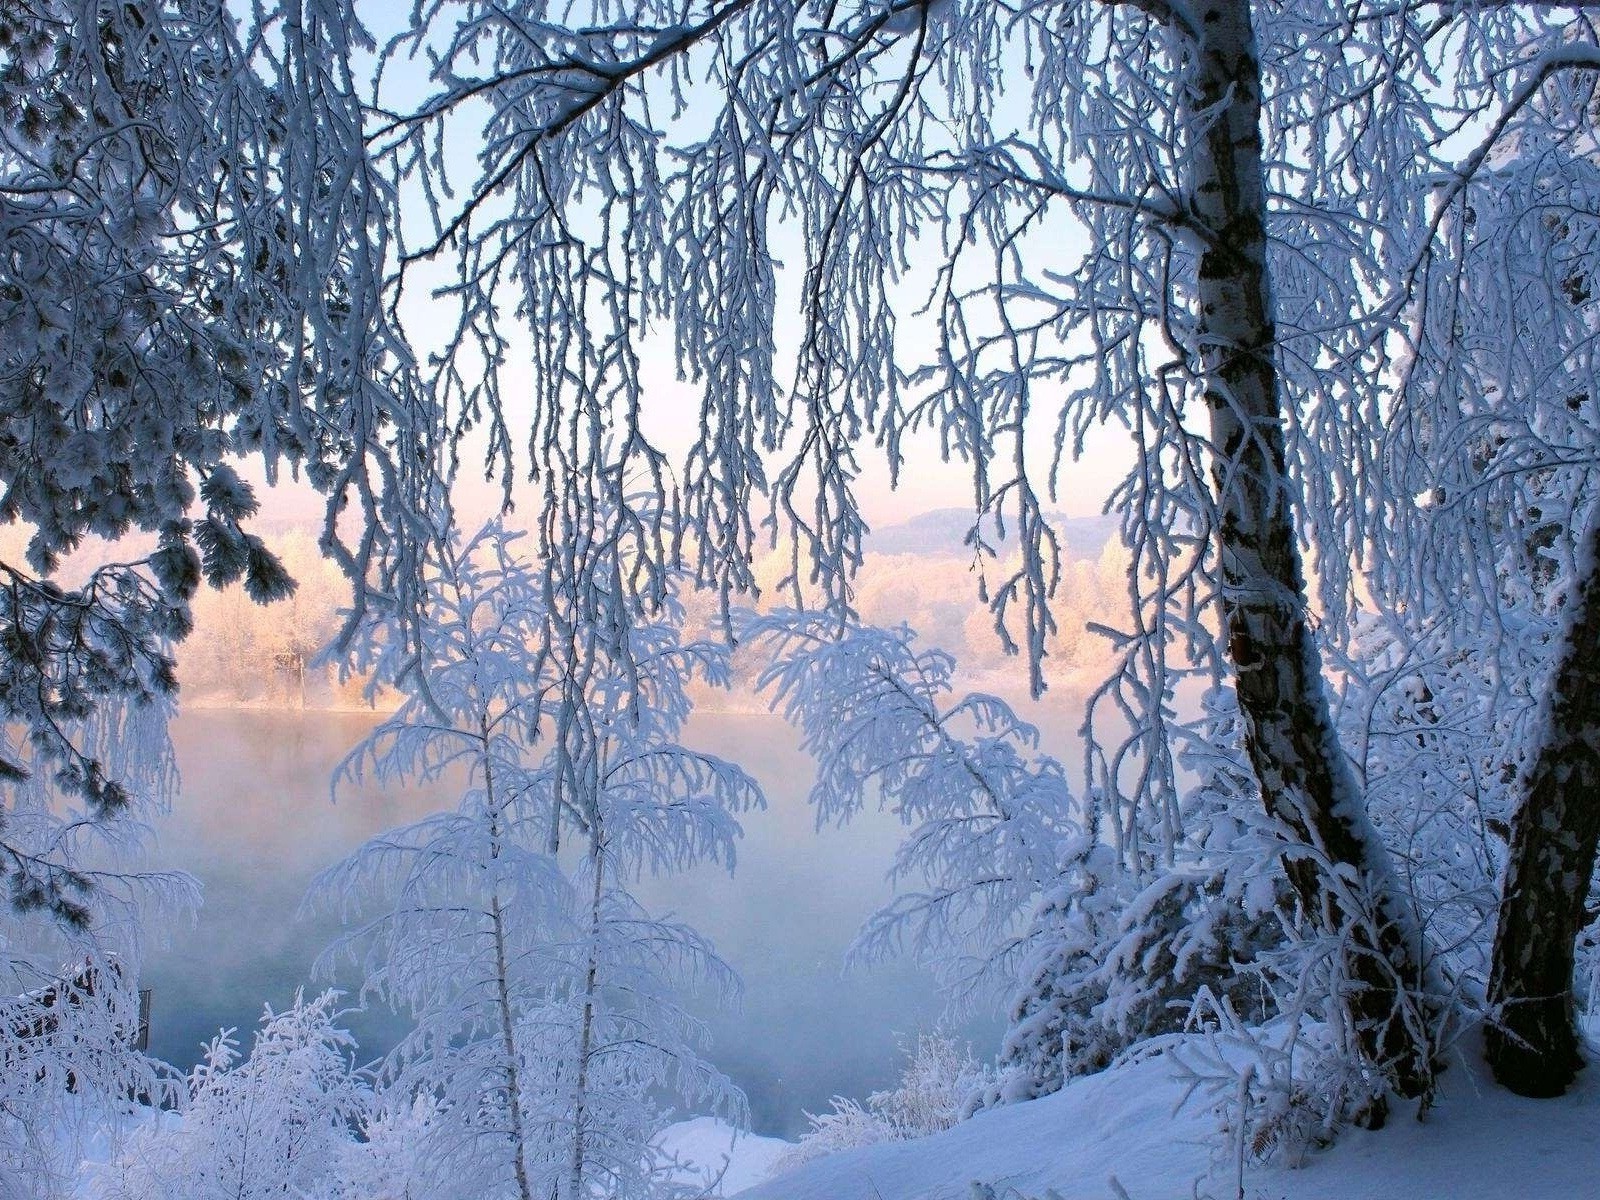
[142,708,1004,1136]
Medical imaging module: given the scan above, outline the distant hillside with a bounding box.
[866,508,1118,561]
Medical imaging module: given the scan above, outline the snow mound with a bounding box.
[736,1039,1600,1200]
[656,1116,792,1196]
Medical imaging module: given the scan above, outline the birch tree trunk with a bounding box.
[483,722,536,1200]
[1487,516,1600,1097]
[567,837,605,1200]
[1185,0,1434,1099]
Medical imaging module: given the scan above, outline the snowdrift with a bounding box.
[735,1039,1600,1200]
[656,1116,791,1196]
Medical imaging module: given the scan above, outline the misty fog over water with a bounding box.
[143,708,1001,1136]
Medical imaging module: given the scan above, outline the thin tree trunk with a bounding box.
[1186,0,1434,1100]
[567,837,605,1200]
[483,722,536,1200]
[1487,516,1600,1097]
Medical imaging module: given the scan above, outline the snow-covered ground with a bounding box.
[48,1036,1599,1199]
[656,1117,792,1196]
[732,1039,1600,1200]
[68,1111,780,1199]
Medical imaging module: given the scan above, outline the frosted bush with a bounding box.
[93,990,370,1200]
[1167,995,1390,1183]
[0,951,165,1200]
[773,1032,996,1173]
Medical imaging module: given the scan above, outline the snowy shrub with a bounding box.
[332,1092,442,1200]
[873,1031,998,1137]
[984,689,1288,1107]
[94,990,371,1200]
[1580,918,1600,1033]
[1163,846,1447,1179]
[1168,997,1390,1178]
[0,951,165,1200]
[773,1032,996,1173]
[770,1097,891,1172]
[1,695,189,1200]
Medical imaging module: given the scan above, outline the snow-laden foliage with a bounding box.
[354,0,1569,816]
[989,848,1282,1109]
[743,609,1078,1003]
[0,951,164,1200]
[772,1031,996,1175]
[0,686,192,1196]
[0,0,429,917]
[314,522,760,1200]
[93,991,373,1200]
[352,0,1600,1106]
[1336,57,1600,1014]
[744,611,1291,1107]
[985,687,1293,1107]
[1167,1001,1405,1180]
[0,680,187,926]
[5,0,1600,1183]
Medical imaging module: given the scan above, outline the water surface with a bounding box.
[142,709,1000,1135]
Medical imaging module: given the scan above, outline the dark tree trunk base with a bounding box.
[1486,514,1600,1100]
[1487,1015,1584,1099]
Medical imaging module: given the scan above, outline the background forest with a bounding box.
[3,1,1600,1199]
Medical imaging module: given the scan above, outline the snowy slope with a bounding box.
[737,1040,1600,1200]
[657,1117,792,1196]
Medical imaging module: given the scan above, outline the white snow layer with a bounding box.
[656,1116,793,1195]
[736,1039,1600,1200]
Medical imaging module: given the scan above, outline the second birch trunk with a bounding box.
[1486,515,1600,1097]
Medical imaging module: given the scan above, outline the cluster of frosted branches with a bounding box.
[0,686,193,1194]
[352,0,1500,876]
[7,0,1600,1167]
[742,611,1287,1109]
[156,6,1590,1118]
[771,1030,996,1172]
[0,687,192,1193]
[743,608,1080,1002]
[0,947,167,1199]
[1330,12,1600,1004]
[370,1,1077,657]
[95,992,375,1200]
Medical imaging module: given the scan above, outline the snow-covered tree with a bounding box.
[11,0,1600,1139]
[1486,520,1600,1096]
[1339,41,1600,1097]
[368,0,1600,1104]
[314,522,760,1200]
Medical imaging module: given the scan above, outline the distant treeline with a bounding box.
[177,521,1133,712]
[180,529,373,710]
